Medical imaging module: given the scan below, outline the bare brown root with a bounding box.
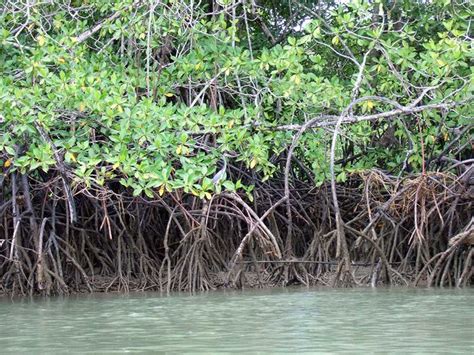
[0,169,472,296]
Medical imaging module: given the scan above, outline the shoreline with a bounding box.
[0,266,430,297]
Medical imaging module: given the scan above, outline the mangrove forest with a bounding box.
[0,0,472,296]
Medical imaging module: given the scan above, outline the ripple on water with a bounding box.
[0,287,472,353]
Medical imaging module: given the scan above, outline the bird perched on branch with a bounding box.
[212,156,227,185]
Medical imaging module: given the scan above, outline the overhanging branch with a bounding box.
[273,97,472,131]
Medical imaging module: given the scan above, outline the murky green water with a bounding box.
[0,287,472,353]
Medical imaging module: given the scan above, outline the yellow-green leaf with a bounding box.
[250,158,257,169]
[37,35,46,46]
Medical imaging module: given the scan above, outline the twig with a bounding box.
[34,121,77,223]
[73,1,142,45]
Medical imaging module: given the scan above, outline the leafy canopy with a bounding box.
[0,0,472,198]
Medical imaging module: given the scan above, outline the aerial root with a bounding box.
[0,170,472,295]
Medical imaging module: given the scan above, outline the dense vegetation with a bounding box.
[0,0,472,295]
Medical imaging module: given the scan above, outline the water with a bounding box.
[0,288,472,353]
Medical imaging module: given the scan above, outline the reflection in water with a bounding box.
[0,288,473,353]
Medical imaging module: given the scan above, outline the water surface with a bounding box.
[0,287,472,353]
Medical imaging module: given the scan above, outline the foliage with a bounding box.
[0,0,472,198]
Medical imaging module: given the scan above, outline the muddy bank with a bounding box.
[0,267,423,297]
